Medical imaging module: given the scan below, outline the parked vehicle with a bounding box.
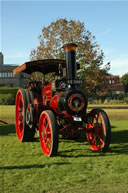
[13,43,111,157]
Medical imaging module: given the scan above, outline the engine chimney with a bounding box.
[63,43,77,82]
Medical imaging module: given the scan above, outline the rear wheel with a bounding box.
[86,109,111,152]
[25,89,35,137]
[15,89,35,142]
[39,110,58,157]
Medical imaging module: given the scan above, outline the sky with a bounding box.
[1,0,128,76]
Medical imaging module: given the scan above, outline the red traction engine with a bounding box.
[13,43,111,157]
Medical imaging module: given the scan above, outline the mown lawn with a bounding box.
[0,106,128,193]
[0,105,15,124]
[88,104,128,121]
[0,104,128,123]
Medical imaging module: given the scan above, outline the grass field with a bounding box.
[0,105,128,193]
[0,106,15,124]
[0,105,128,124]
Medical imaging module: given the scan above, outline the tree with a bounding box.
[121,73,128,93]
[30,18,110,97]
[81,66,109,98]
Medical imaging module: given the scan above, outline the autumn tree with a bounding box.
[30,18,110,97]
[121,72,128,94]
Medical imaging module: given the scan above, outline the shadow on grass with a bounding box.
[59,129,128,157]
[59,144,128,158]
[111,130,128,144]
[0,124,15,136]
[0,124,39,141]
[111,125,117,129]
[0,162,71,170]
[58,148,111,158]
[33,137,40,142]
[109,129,128,154]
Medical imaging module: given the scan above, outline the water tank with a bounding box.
[0,52,4,65]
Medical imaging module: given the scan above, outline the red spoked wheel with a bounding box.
[86,109,111,152]
[39,110,58,157]
[15,89,35,142]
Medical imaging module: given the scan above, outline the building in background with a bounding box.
[106,75,125,96]
[0,52,28,87]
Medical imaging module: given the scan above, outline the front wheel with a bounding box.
[86,108,111,152]
[39,110,58,157]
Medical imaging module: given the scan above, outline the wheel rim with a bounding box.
[16,91,24,141]
[39,113,52,156]
[86,112,105,151]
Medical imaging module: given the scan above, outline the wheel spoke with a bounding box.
[91,135,96,145]
[45,121,49,130]
[44,117,49,129]
[47,130,51,135]
[95,114,98,124]
[46,141,51,150]
[98,135,104,145]
[47,136,51,144]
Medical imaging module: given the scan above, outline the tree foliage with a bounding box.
[82,66,109,98]
[121,73,128,86]
[121,72,128,93]
[30,18,110,97]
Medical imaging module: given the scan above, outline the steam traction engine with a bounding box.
[13,43,111,157]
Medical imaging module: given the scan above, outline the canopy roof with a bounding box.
[13,59,67,75]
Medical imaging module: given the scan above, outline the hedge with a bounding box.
[0,87,20,105]
[88,98,128,105]
[0,87,20,94]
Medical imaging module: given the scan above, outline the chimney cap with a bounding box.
[63,43,77,51]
